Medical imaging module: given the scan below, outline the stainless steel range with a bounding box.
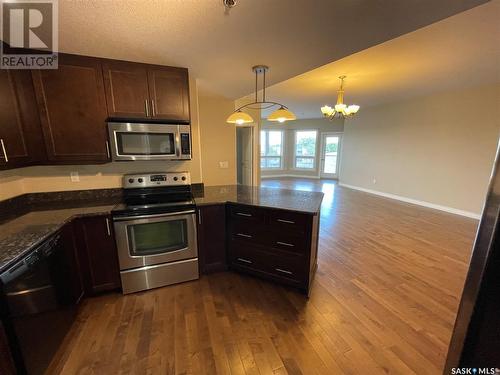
[112,172,198,294]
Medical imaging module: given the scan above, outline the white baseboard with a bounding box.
[261,174,320,179]
[338,183,481,220]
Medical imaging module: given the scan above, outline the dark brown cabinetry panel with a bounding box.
[197,204,227,273]
[0,321,16,375]
[227,204,318,294]
[32,54,110,163]
[74,215,121,295]
[0,70,45,169]
[102,60,150,118]
[147,67,190,122]
[58,223,84,305]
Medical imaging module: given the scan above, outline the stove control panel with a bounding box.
[123,172,191,189]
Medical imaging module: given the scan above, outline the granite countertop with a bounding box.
[0,185,323,275]
[0,203,116,274]
[193,185,323,214]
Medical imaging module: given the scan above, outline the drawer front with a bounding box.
[268,210,309,234]
[228,220,264,245]
[228,204,266,222]
[266,231,307,254]
[230,243,306,283]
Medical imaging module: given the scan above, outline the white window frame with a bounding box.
[293,130,318,170]
[260,130,284,170]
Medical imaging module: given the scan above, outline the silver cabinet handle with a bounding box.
[0,139,8,162]
[105,141,111,159]
[151,99,156,117]
[277,219,295,224]
[276,241,294,247]
[237,258,252,264]
[237,233,252,238]
[275,268,293,275]
[105,218,111,236]
[236,212,252,217]
[144,99,150,117]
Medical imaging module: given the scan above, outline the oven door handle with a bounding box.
[113,209,196,221]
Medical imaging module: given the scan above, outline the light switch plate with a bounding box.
[70,172,80,182]
[219,161,229,169]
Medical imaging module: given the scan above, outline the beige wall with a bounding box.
[261,118,344,178]
[198,92,237,186]
[0,77,238,201]
[340,84,500,215]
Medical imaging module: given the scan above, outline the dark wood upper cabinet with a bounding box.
[197,204,227,274]
[74,215,121,295]
[102,60,150,118]
[103,60,190,122]
[147,67,190,121]
[0,70,46,169]
[31,54,110,163]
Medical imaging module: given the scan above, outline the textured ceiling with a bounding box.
[253,0,500,119]
[59,0,488,99]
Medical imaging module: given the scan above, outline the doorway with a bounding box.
[236,127,253,185]
[320,133,342,179]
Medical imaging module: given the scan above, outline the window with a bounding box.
[294,130,317,169]
[260,130,283,169]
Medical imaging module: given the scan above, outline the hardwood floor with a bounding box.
[49,178,479,375]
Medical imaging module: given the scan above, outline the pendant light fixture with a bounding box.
[226,65,296,125]
[321,76,360,120]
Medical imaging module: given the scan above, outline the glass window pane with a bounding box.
[260,131,267,156]
[295,131,317,157]
[267,131,282,156]
[128,220,187,256]
[261,156,281,169]
[323,136,339,174]
[295,157,314,169]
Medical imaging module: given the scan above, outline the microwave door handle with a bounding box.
[175,131,181,157]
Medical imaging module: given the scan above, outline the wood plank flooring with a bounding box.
[49,178,479,375]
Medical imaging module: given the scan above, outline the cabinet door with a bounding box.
[102,60,150,118]
[147,67,190,122]
[32,54,110,163]
[58,223,84,304]
[75,215,121,295]
[0,70,46,169]
[197,204,227,273]
[0,321,16,375]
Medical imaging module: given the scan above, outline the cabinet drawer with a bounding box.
[263,252,306,283]
[268,210,309,233]
[228,204,265,222]
[267,232,307,254]
[228,220,264,244]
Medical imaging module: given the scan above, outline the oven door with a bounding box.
[113,210,198,270]
[108,122,181,161]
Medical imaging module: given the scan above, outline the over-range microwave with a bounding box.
[108,122,191,161]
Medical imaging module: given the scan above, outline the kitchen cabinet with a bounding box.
[57,223,84,305]
[0,70,46,169]
[227,204,319,294]
[0,321,16,375]
[197,204,227,273]
[103,60,190,122]
[74,215,121,295]
[31,53,110,163]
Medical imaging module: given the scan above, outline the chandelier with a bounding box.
[226,65,296,125]
[321,75,360,120]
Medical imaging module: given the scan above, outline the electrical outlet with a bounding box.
[219,161,229,169]
[70,172,80,182]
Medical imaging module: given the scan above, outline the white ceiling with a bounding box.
[58,0,488,99]
[254,0,500,119]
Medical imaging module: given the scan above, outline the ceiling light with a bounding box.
[322,76,360,120]
[226,65,296,125]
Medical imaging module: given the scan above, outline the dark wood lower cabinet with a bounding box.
[197,204,227,273]
[0,321,16,375]
[58,222,85,305]
[74,215,121,295]
[226,204,319,294]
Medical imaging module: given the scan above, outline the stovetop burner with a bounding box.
[112,172,195,218]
